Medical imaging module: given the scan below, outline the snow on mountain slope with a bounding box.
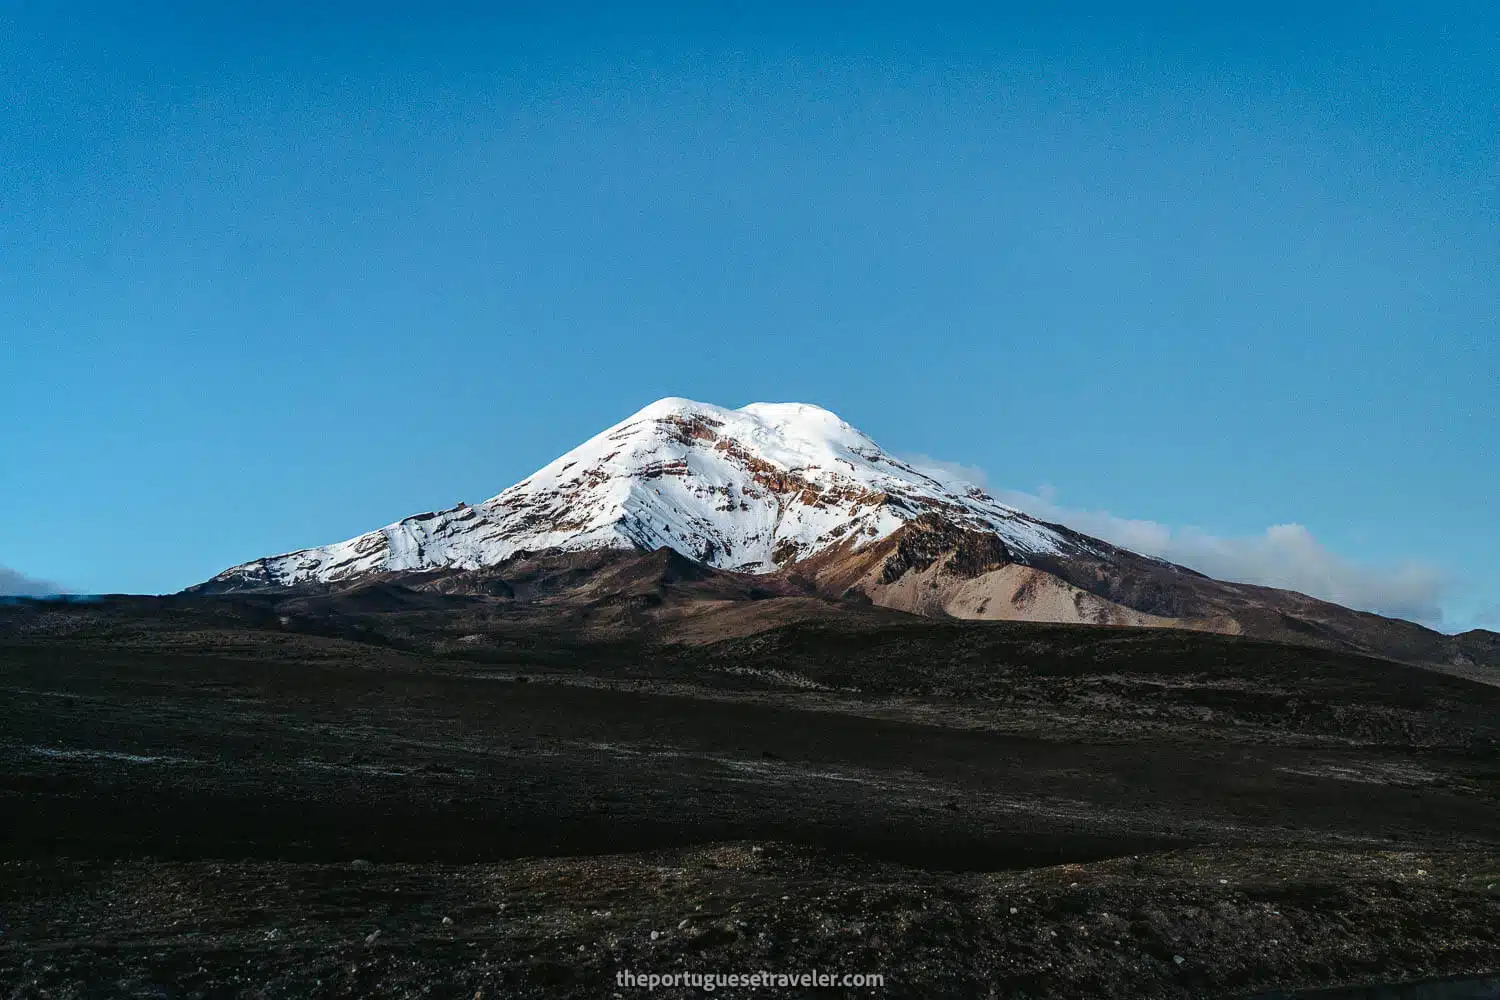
[206,398,1099,590]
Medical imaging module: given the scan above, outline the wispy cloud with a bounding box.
[900,455,1450,626]
[898,454,992,491]
[0,566,62,597]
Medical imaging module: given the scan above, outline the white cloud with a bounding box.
[0,566,61,597]
[993,486,1449,625]
[902,454,1451,626]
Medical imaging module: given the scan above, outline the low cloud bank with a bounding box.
[901,455,1449,626]
[0,566,62,597]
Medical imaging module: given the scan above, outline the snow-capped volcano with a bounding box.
[207,397,1092,590]
[194,396,1500,672]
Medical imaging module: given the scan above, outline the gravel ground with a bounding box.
[4,845,1499,999]
[4,604,1500,997]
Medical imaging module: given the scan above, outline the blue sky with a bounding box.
[2,3,1496,630]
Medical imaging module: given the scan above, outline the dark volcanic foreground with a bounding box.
[7,848,1500,1000]
[2,595,1499,998]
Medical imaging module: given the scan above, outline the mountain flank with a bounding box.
[192,397,1498,674]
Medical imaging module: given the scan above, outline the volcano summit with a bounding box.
[205,397,1088,587]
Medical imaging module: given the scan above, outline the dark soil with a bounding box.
[2,597,1499,997]
[5,846,1499,999]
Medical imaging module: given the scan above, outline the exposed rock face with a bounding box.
[878,515,1014,584]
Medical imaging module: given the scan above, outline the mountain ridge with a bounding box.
[202,397,1105,590]
[193,397,1498,674]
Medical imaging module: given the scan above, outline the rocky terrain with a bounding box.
[7,847,1499,999]
[3,592,1500,997]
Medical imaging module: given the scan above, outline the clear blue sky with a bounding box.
[3,3,1496,629]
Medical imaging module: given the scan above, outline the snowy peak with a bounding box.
[206,398,1089,590]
